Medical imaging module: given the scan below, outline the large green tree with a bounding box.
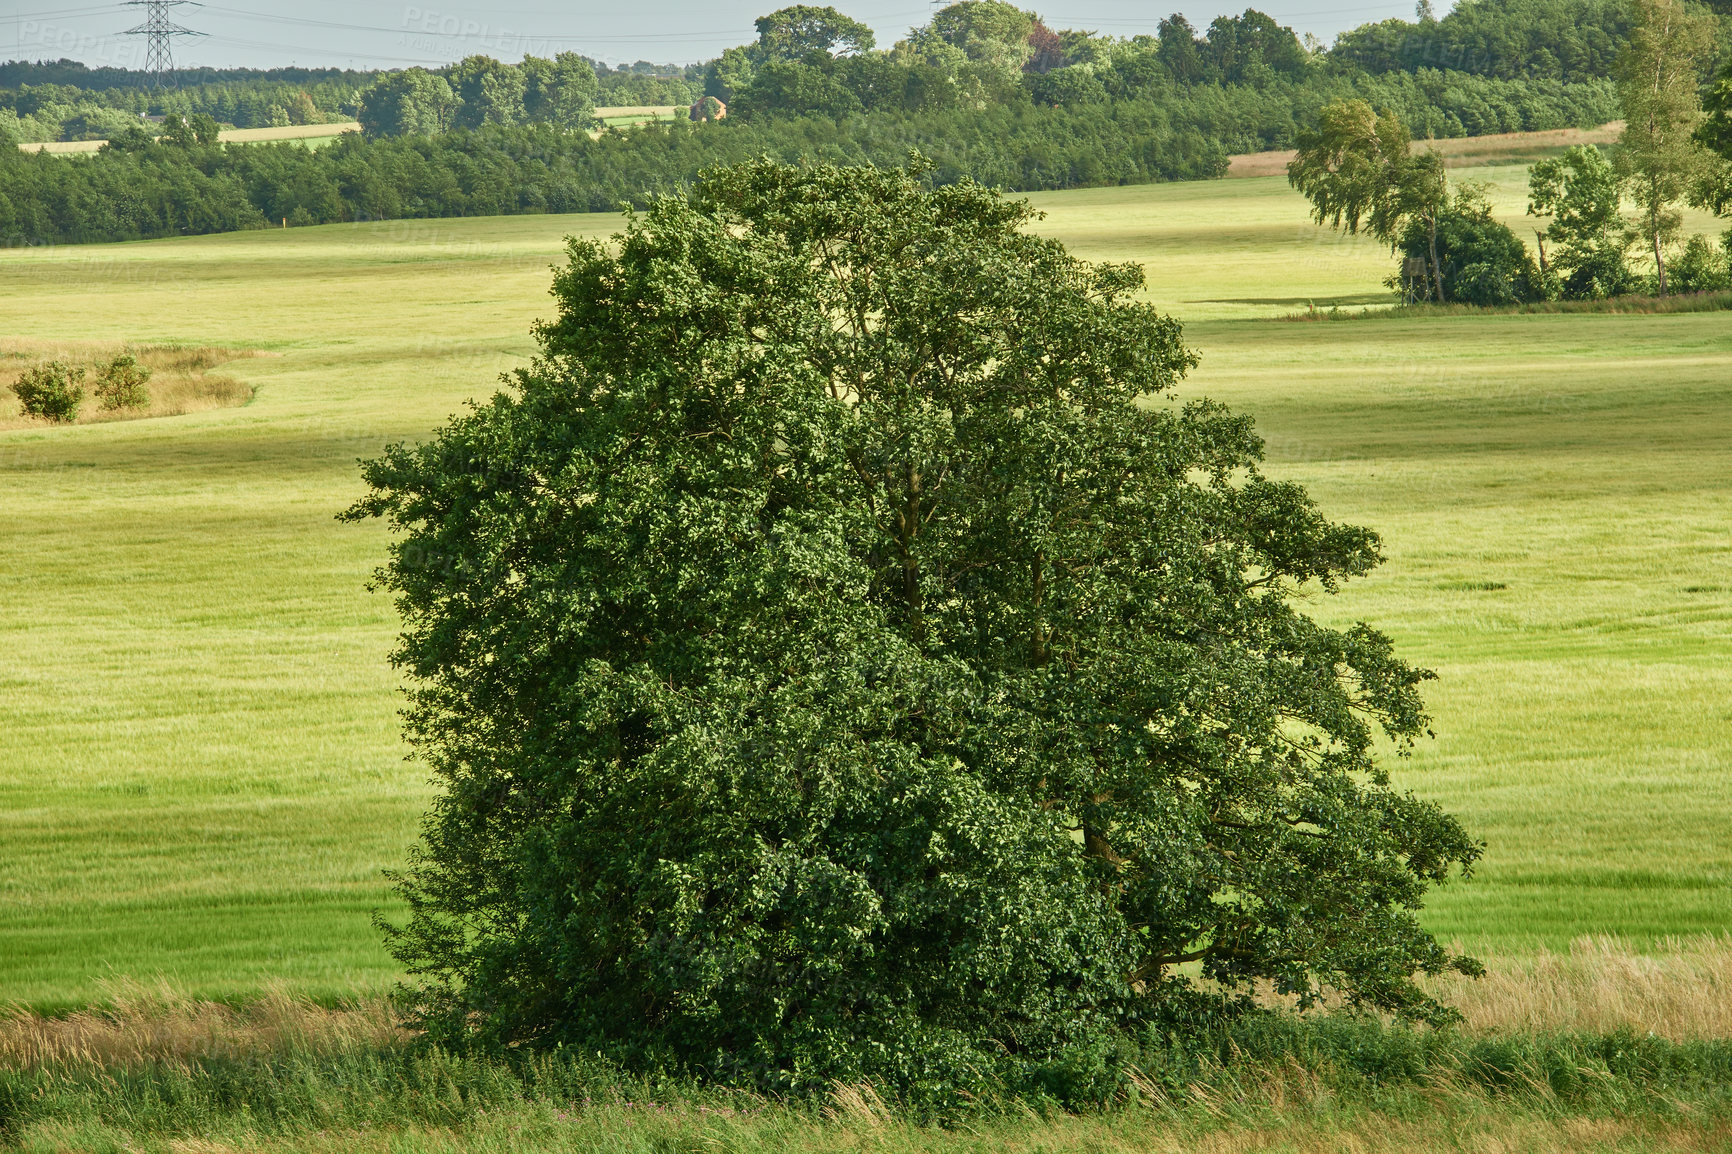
[346,159,1480,1095]
[755,4,877,58]
[357,68,456,137]
[1287,99,1451,301]
[522,53,598,131]
[1616,0,1716,293]
[450,56,527,130]
[1527,144,1634,297]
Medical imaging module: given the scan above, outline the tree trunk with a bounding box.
[893,463,925,645]
[1428,214,1446,303]
[1652,215,1668,295]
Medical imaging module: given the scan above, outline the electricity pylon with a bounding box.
[122,0,206,88]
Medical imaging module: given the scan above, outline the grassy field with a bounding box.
[593,103,683,128]
[19,122,361,154]
[0,167,1727,1013]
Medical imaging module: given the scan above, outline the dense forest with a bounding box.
[0,0,1718,246]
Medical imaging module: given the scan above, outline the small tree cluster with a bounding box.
[1292,84,1732,307]
[94,354,152,411]
[1400,184,1544,305]
[12,361,85,423]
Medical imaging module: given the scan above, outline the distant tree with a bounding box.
[1205,9,1308,83]
[1328,0,1635,83]
[1024,19,1066,72]
[187,112,221,145]
[523,53,598,130]
[1055,26,1111,66]
[450,56,526,130]
[357,69,456,137]
[1616,0,1715,293]
[101,122,155,152]
[1382,147,1452,299]
[158,114,195,147]
[1157,14,1211,83]
[1527,144,1633,297]
[735,57,860,117]
[705,45,761,102]
[287,91,319,125]
[93,354,151,410]
[1287,99,1452,300]
[346,158,1480,1095]
[755,4,876,58]
[12,361,84,423]
[1029,64,1108,105]
[922,0,1038,92]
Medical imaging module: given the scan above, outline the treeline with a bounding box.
[1,80,356,143]
[0,106,1218,243]
[590,0,1641,127]
[0,56,698,144]
[0,66,1622,246]
[1330,0,1654,81]
[5,0,1678,146]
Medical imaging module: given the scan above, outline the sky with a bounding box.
[3,0,1431,74]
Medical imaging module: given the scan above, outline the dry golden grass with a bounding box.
[4,937,1725,1075]
[0,340,254,428]
[1225,120,1625,178]
[0,978,403,1069]
[183,1116,1732,1154]
[1430,935,1732,1040]
[217,123,360,144]
[593,105,681,118]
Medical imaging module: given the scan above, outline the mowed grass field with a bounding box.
[1,167,1727,1011]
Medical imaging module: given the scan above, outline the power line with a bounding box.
[8,4,126,20]
[122,0,206,86]
[197,4,759,43]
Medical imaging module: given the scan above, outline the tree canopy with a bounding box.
[1287,99,1453,300]
[1616,0,1717,292]
[345,158,1480,1097]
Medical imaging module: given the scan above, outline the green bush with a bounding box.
[1399,198,1543,305]
[93,354,152,410]
[11,361,85,423]
[1667,234,1732,294]
[1558,241,1638,299]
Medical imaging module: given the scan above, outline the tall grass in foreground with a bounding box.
[4,940,1732,1152]
[1429,936,1732,1041]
